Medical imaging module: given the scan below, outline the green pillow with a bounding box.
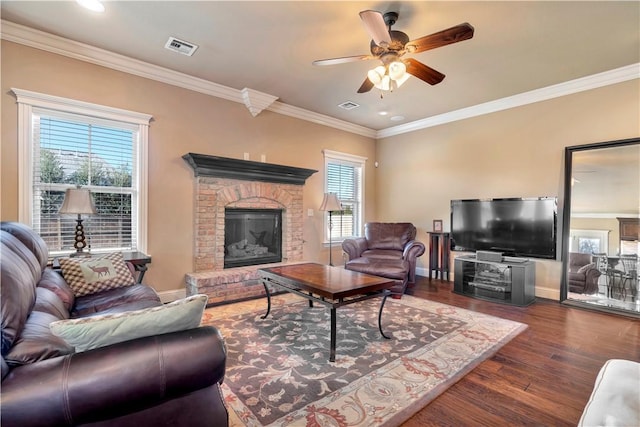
[50,294,208,352]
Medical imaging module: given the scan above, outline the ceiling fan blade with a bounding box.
[405,23,474,54]
[359,10,392,46]
[357,77,374,93]
[312,54,374,66]
[405,58,446,85]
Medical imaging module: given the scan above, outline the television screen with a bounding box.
[451,197,557,259]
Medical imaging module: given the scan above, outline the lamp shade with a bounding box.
[319,193,342,212]
[59,188,96,215]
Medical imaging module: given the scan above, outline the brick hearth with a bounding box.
[183,154,316,304]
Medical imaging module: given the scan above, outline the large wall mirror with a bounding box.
[561,137,640,316]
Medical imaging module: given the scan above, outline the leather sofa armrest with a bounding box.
[403,240,426,261]
[1,326,226,427]
[403,240,426,284]
[342,237,367,261]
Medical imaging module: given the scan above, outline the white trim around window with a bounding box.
[12,88,152,253]
[322,149,367,242]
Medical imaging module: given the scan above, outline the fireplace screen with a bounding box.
[224,208,282,268]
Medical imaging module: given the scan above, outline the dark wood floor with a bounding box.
[401,276,640,426]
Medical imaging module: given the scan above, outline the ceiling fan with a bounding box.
[313,10,474,93]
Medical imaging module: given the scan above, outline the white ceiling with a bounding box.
[1,1,639,133]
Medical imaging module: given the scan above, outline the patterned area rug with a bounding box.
[201,294,527,427]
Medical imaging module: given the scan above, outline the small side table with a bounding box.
[123,251,152,283]
[427,232,451,281]
[51,251,152,284]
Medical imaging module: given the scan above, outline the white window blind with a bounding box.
[34,113,138,253]
[13,88,152,255]
[323,150,366,241]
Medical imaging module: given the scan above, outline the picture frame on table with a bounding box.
[433,220,443,232]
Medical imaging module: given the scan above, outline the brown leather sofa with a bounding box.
[568,252,601,294]
[342,223,426,295]
[1,222,228,427]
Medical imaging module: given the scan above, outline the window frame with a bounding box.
[322,149,367,243]
[13,88,152,254]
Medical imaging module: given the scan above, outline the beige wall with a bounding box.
[3,40,639,299]
[376,79,640,298]
[1,41,377,294]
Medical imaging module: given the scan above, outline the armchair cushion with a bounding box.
[364,222,416,251]
[343,222,425,288]
[59,252,136,297]
[568,253,601,294]
[50,294,208,352]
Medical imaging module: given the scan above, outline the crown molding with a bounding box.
[377,63,640,139]
[0,20,376,138]
[241,88,278,117]
[268,101,377,138]
[2,20,637,141]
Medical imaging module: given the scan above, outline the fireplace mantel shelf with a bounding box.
[183,153,317,185]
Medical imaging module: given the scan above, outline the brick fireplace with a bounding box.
[183,153,317,304]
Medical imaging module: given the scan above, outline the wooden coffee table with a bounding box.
[258,262,396,362]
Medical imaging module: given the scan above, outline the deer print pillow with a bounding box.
[58,252,136,297]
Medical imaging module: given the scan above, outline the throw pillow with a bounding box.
[58,252,135,297]
[49,294,208,352]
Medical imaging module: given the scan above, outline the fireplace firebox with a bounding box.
[224,208,282,268]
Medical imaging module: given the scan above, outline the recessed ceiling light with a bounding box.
[390,115,405,122]
[378,111,388,116]
[76,0,105,12]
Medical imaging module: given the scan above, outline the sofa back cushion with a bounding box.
[1,237,38,357]
[364,223,417,251]
[37,269,75,312]
[1,222,49,271]
[4,310,73,367]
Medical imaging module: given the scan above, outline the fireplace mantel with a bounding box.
[183,153,317,185]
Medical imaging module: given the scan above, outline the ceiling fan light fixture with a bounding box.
[388,61,406,80]
[395,72,411,88]
[374,75,392,91]
[367,66,386,85]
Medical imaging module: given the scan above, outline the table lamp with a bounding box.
[319,192,342,266]
[59,187,96,256]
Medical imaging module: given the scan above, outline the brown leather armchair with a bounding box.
[568,252,601,294]
[342,223,426,293]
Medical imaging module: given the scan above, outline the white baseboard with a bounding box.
[158,289,187,303]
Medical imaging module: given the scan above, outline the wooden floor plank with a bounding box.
[401,277,640,426]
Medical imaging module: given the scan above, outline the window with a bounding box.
[13,88,152,255]
[323,150,366,242]
[569,229,609,254]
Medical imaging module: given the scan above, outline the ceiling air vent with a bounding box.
[338,101,360,110]
[164,37,198,56]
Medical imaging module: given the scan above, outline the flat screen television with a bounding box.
[450,197,557,260]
